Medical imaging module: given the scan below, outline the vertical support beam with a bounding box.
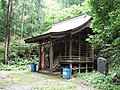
[50,42,54,73]
[92,48,94,71]
[89,45,92,57]
[79,36,81,61]
[38,45,41,70]
[86,63,88,72]
[86,43,88,60]
[69,35,72,75]
[79,37,81,73]
[65,38,67,57]
[86,43,88,72]
[69,35,72,57]
[70,63,72,76]
[79,64,81,73]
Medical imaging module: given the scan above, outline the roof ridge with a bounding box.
[54,12,89,25]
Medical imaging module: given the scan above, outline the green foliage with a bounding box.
[85,0,120,72]
[0,54,38,71]
[0,42,4,60]
[0,0,84,40]
[0,0,6,42]
[43,1,82,33]
[78,72,120,90]
[87,0,120,47]
[34,82,74,90]
[0,0,119,73]
[0,63,20,71]
[58,0,84,6]
[0,0,86,70]
[1,73,75,90]
[7,43,39,70]
[0,36,39,70]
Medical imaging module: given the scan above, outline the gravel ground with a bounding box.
[0,71,99,90]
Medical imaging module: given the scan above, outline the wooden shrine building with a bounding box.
[25,13,94,73]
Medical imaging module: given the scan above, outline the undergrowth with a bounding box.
[0,48,38,71]
[0,37,39,71]
[0,63,30,71]
[77,72,120,90]
[0,54,38,71]
[0,45,38,71]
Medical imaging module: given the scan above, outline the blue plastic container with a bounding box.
[62,68,71,79]
[31,63,36,72]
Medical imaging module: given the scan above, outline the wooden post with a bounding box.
[70,63,72,76]
[69,35,72,75]
[65,38,67,57]
[38,45,41,70]
[79,64,81,73]
[50,42,53,73]
[86,63,88,72]
[79,37,81,73]
[92,49,94,70]
[69,35,72,57]
[86,43,88,72]
[79,36,81,60]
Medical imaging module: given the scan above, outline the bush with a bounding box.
[0,36,39,71]
[77,72,120,90]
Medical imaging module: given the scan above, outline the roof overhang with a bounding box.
[24,32,66,43]
[24,13,92,43]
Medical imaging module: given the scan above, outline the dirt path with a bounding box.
[0,71,99,90]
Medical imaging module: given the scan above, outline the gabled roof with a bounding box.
[25,13,92,43]
[43,13,92,34]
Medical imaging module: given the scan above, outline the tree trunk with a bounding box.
[7,0,12,55]
[19,4,24,47]
[4,0,11,64]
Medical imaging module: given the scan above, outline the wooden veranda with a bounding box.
[25,13,94,74]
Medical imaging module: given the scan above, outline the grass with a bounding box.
[0,63,31,71]
[25,71,61,79]
[77,72,120,90]
[0,72,75,90]
[33,82,74,90]
[2,70,119,90]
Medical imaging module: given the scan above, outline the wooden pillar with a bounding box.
[79,64,81,73]
[92,49,94,70]
[70,63,72,76]
[50,42,53,73]
[79,37,81,60]
[38,45,41,70]
[69,35,72,57]
[79,37,81,73]
[69,35,72,75]
[65,38,67,57]
[86,43,88,72]
[86,43,88,59]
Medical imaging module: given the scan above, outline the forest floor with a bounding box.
[0,71,100,90]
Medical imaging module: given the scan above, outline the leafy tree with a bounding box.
[43,0,82,32]
[4,0,13,64]
[0,0,85,64]
[0,0,7,42]
[87,0,120,70]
